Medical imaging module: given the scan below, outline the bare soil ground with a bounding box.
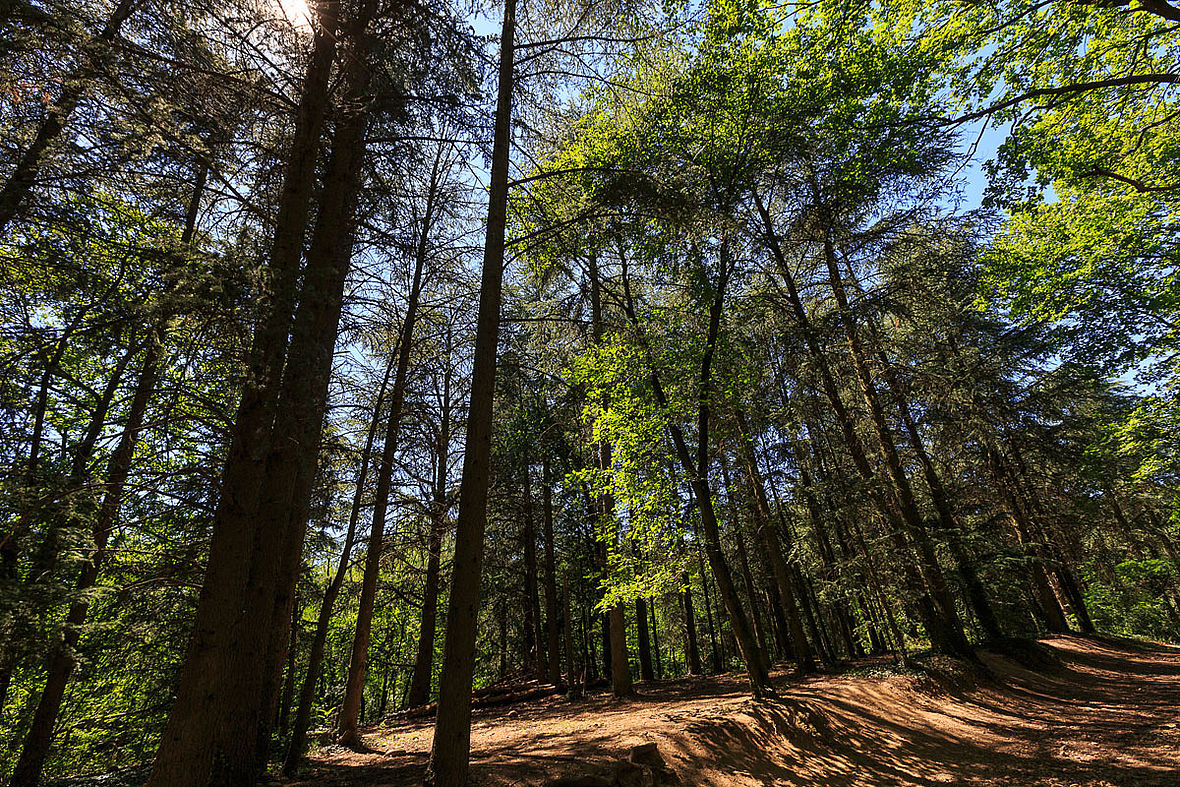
[280,635,1180,786]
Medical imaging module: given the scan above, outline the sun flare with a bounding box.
[277,0,312,28]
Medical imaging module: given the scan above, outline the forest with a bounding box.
[0,0,1178,784]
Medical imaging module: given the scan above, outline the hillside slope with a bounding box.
[283,636,1180,786]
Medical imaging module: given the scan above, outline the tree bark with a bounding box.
[563,571,576,688]
[682,572,702,675]
[147,5,341,782]
[842,258,1003,642]
[423,0,515,779]
[521,464,546,680]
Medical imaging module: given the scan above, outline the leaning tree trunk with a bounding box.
[10,162,208,786]
[732,412,817,672]
[752,191,963,658]
[841,258,1003,643]
[424,0,515,780]
[147,5,340,782]
[0,338,134,710]
[722,457,771,666]
[620,246,771,698]
[816,230,972,659]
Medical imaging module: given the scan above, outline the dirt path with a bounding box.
[282,635,1180,786]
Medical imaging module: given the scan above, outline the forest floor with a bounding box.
[279,635,1180,786]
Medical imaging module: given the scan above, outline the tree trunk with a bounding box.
[816,230,971,658]
[563,572,576,688]
[619,244,770,697]
[521,464,546,680]
[0,0,140,233]
[752,191,964,660]
[9,157,209,785]
[587,253,633,698]
[0,338,135,708]
[283,355,392,771]
[843,259,1003,643]
[722,457,771,668]
[733,411,817,672]
[682,572,702,676]
[336,119,432,747]
[636,597,654,681]
[254,8,379,761]
[650,599,662,678]
[542,459,562,686]
[147,5,341,782]
[423,0,515,779]
[11,320,161,786]
[406,325,454,710]
[278,586,301,737]
[697,554,722,675]
[988,446,1070,633]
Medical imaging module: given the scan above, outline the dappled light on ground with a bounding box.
[282,635,1180,786]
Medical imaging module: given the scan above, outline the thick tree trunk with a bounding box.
[147,6,342,782]
[254,7,379,761]
[608,600,632,695]
[423,0,514,780]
